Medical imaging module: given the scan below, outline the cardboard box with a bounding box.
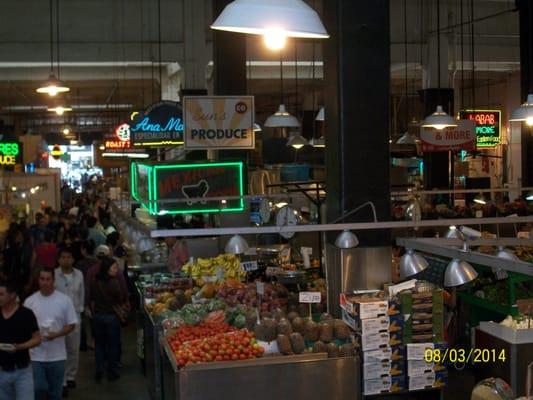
[407,360,435,376]
[389,315,404,333]
[361,316,390,335]
[389,331,403,347]
[391,345,406,361]
[390,360,406,376]
[340,292,388,319]
[363,362,391,379]
[391,375,407,392]
[363,376,391,395]
[355,332,391,351]
[406,343,434,360]
[408,370,448,390]
[362,347,393,363]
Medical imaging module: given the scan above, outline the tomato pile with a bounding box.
[169,326,265,368]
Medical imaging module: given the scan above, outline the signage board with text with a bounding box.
[131,161,246,215]
[459,110,501,148]
[183,96,255,150]
[103,123,147,158]
[0,141,23,168]
[420,120,476,152]
[130,101,184,147]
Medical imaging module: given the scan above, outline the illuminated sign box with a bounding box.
[459,110,501,147]
[130,101,184,147]
[0,141,23,168]
[131,161,245,215]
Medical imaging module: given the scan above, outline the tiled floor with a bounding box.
[69,324,150,400]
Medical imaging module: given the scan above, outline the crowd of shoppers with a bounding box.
[0,187,131,400]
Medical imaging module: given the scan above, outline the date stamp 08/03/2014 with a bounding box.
[424,348,507,364]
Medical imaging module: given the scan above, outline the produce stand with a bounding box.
[143,297,164,400]
[474,322,533,397]
[159,335,361,400]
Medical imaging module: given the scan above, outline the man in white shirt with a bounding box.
[54,247,84,392]
[24,268,78,400]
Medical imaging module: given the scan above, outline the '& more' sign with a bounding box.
[459,110,501,147]
[420,120,476,152]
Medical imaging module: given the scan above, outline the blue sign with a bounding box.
[130,101,184,147]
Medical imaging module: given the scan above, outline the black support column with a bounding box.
[518,0,533,187]
[323,0,391,246]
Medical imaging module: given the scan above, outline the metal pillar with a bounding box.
[323,0,391,246]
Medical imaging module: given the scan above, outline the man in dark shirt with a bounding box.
[0,280,41,400]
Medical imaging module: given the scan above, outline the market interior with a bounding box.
[0,1,532,400]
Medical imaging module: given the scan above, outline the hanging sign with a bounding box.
[0,141,22,167]
[459,110,501,148]
[183,96,255,149]
[130,101,184,147]
[420,120,476,152]
[131,161,246,215]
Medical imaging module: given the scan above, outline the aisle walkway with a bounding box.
[69,324,150,400]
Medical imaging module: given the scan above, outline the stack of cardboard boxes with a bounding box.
[340,292,407,395]
[400,289,448,390]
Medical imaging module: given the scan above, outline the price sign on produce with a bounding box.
[299,292,321,303]
[241,261,258,272]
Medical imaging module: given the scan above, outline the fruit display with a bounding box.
[167,324,265,367]
[216,280,289,311]
[145,289,193,317]
[159,299,227,326]
[183,254,246,281]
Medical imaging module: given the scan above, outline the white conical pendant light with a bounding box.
[211,0,329,49]
[315,106,325,121]
[265,104,300,128]
[396,131,418,145]
[286,133,309,149]
[421,106,457,130]
[510,94,533,126]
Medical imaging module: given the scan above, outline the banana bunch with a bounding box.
[183,253,245,280]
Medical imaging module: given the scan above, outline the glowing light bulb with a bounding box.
[292,144,304,149]
[63,128,70,135]
[526,117,533,126]
[48,86,58,96]
[264,28,287,50]
[434,125,447,130]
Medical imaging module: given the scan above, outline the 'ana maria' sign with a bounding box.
[130,101,184,147]
[459,110,501,148]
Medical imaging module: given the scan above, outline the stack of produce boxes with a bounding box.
[400,289,448,390]
[340,293,407,395]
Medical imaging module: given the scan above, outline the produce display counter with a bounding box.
[160,336,361,400]
[143,303,164,400]
[474,322,533,397]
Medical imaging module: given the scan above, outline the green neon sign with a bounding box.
[131,161,245,215]
[459,110,501,148]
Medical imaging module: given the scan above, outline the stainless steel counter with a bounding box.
[160,336,361,400]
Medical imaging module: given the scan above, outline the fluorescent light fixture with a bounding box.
[36,73,70,96]
[510,94,533,125]
[286,133,309,149]
[47,105,73,115]
[334,230,359,249]
[102,152,150,159]
[444,259,478,287]
[265,104,300,128]
[315,106,324,121]
[211,0,329,41]
[399,249,428,278]
[473,193,487,205]
[421,105,457,130]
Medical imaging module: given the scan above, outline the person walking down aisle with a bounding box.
[24,268,78,400]
[0,280,41,400]
[90,257,125,383]
[54,247,84,395]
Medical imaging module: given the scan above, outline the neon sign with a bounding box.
[459,110,501,147]
[0,141,21,166]
[130,101,185,147]
[131,161,245,215]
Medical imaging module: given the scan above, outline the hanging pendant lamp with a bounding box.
[310,136,325,148]
[510,94,533,126]
[286,133,309,149]
[421,106,458,130]
[444,259,478,287]
[315,106,325,121]
[48,104,73,116]
[334,230,359,249]
[211,0,329,50]
[396,131,418,145]
[37,0,70,96]
[399,249,428,278]
[265,104,300,128]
